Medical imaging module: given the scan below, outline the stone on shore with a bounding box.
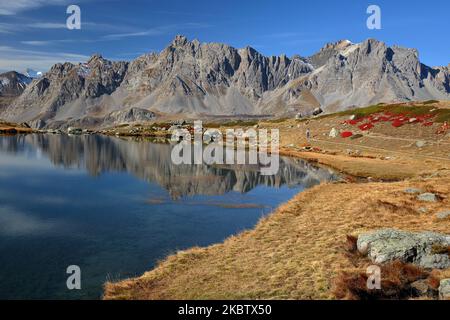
[417,193,438,202]
[439,279,450,300]
[357,229,450,269]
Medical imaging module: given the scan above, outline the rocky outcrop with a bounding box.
[0,71,32,112]
[1,36,449,128]
[104,108,156,125]
[2,55,128,127]
[357,229,450,269]
[0,71,32,97]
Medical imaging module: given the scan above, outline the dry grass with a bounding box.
[104,176,450,300]
[334,261,431,300]
[104,101,450,300]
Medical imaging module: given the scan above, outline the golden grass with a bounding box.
[104,175,450,300]
[104,101,450,300]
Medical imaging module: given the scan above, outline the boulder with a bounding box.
[67,127,82,135]
[417,193,437,202]
[357,229,450,269]
[329,128,339,138]
[415,140,427,148]
[404,188,423,194]
[312,107,323,116]
[439,279,450,300]
[436,211,450,219]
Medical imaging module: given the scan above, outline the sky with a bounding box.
[0,0,449,73]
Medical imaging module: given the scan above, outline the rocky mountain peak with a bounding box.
[321,39,353,52]
[87,53,105,64]
[172,34,189,47]
[0,71,32,97]
[1,37,448,129]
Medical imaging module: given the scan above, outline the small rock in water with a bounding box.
[439,279,450,300]
[437,211,450,219]
[417,193,438,202]
[404,188,423,194]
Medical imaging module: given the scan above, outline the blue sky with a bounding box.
[0,0,448,72]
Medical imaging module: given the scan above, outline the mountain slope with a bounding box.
[1,36,449,128]
[0,71,32,113]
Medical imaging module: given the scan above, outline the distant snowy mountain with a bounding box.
[25,68,43,79]
[0,71,32,97]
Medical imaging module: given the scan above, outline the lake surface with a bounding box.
[0,134,338,299]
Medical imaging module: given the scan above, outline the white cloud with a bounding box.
[0,0,69,15]
[103,22,210,40]
[28,22,67,29]
[0,46,89,72]
[0,206,57,236]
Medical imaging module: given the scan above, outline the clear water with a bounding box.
[0,134,338,299]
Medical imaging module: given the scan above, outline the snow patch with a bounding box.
[1,77,10,86]
[341,44,360,57]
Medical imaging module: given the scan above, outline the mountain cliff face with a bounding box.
[0,71,32,113]
[1,36,449,128]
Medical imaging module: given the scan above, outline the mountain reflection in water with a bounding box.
[0,134,339,299]
[0,134,339,199]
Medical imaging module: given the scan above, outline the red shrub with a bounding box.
[392,119,404,127]
[341,131,353,138]
[358,123,374,131]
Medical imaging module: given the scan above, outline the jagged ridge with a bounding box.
[0,36,449,128]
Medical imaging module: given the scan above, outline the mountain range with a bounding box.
[0,35,449,129]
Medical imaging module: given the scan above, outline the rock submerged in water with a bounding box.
[357,229,450,269]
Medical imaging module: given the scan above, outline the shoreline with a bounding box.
[103,141,450,299]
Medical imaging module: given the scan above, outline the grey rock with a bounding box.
[357,229,450,269]
[404,188,423,194]
[329,128,339,138]
[416,140,427,148]
[439,279,450,300]
[418,207,429,214]
[67,127,82,135]
[436,211,450,219]
[417,193,438,202]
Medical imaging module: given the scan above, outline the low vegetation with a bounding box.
[104,101,450,300]
[332,102,450,123]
